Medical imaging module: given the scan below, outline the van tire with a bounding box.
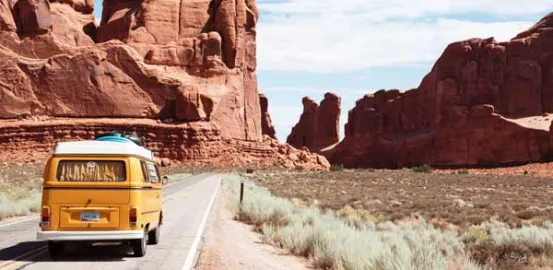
[131,229,148,257]
[48,241,65,258]
[148,225,160,245]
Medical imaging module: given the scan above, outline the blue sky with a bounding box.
[93,0,551,142]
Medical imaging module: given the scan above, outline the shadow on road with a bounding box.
[0,241,137,263]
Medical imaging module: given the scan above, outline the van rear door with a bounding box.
[46,159,130,230]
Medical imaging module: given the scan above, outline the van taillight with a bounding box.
[129,208,137,226]
[40,207,50,227]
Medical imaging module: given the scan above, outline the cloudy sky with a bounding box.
[93,1,551,142]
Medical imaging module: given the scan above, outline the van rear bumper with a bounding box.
[37,230,143,241]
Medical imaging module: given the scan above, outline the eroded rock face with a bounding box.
[287,93,341,152]
[332,13,553,168]
[259,93,276,139]
[13,0,52,36]
[96,0,258,69]
[0,0,261,140]
[0,0,329,170]
[0,119,330,171]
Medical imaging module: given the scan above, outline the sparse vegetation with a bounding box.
[245,170,553,227]
[224,175,480,269]
[229,171,553,270]
[463,222,553,268]
[165,173,193,183]
[0,164,44,220]
[458,169,470,175]
[225,175,553,269]
[411,165,433,173]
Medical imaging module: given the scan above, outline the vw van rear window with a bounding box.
[57,160,127,182]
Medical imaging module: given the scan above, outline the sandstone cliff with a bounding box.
[331,12,553,168]
[287,93,341,152]
[0,0,329,171]
[0,0,260,140]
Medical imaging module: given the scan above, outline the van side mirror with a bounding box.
[162,176,168,186]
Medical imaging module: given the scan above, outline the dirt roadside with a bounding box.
[194,191,311,270]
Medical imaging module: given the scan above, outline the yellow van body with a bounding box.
[37,141,166,257]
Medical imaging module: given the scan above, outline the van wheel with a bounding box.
[148,226,160,245]
[131,229,148,257]
[48,241,65,258]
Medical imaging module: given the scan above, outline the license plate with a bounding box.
[80,212,100,221]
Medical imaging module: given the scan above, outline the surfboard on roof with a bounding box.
[54,136,154,161]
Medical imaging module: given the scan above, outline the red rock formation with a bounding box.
[13,0,52,36]
[287,93,341,152]
[0,0,260,140]
[259,93,276,139]
[0,119,329,171]
[0,0,329,170]
[332,12,553,168]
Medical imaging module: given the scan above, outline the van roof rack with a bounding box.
[54,140,154,160]
[95,131,143,146]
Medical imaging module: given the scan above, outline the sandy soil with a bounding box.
[194,191,311,270]
[247,170,553,228]
[435,162,553,178]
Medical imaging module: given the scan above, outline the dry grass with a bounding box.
[224,175,482,270]
[246,169,553,228]
[0,164,44,220]
[228,171,553,270]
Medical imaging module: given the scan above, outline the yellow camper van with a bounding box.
[37,134,167,258]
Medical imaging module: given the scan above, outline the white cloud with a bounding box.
[258,0,551,19]
[256,0,550,73]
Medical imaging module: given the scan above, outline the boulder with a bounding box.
[13,0,52,36]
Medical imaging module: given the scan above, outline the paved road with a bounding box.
[0,174,221,270]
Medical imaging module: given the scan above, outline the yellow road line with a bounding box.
[0,245,47,270]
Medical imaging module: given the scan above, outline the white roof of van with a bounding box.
[54,141,154,160]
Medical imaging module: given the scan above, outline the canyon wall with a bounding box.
[0,0,329,170]
[331,12,553,168]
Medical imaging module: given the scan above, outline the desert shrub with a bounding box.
[458,169,470,175]
[223,175,480,270]
[330,164,345,172]
[224,175,553,269]
[411,165,433,173]
[463,221,553,266]
[224,175,295,229]
[0,165,44,220]
[336,205,379,230]
[487,221,553,255]
[0,188,41,220]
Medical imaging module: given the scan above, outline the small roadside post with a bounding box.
[240,179,244,205]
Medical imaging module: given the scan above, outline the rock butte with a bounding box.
[0,0,329,171]
[328,12,553,168]
[287,93,341,152]
[259,93,276,140]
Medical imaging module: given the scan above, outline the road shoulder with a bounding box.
[194,190,310,270]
